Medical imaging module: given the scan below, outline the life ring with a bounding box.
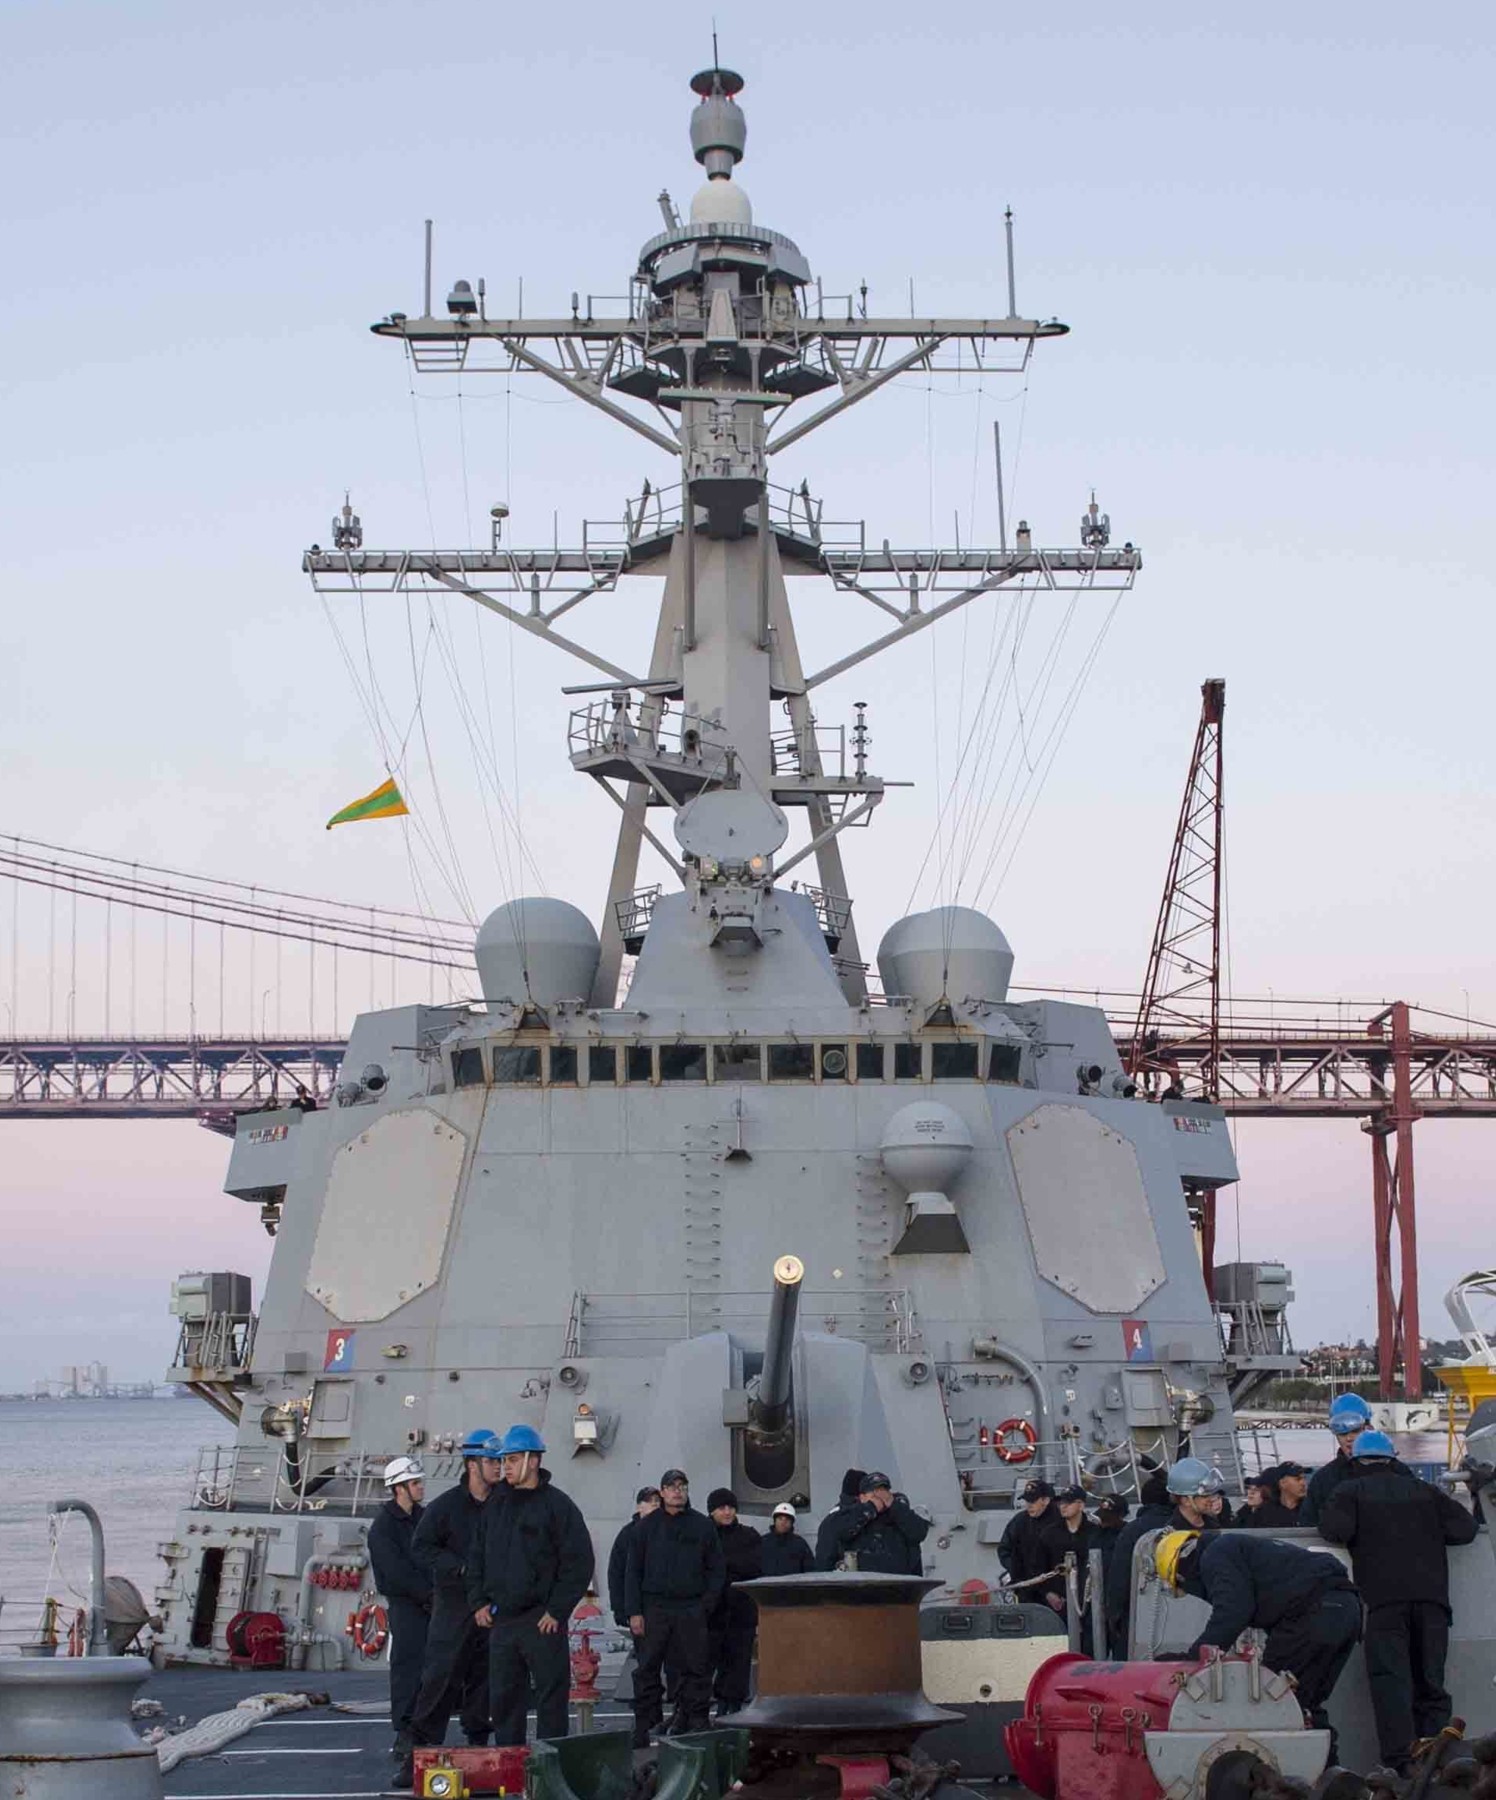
[995,1417,1038,1464]
[66,1608,87,1657]
[349,1601,387,1658]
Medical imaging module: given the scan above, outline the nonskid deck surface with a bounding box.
[146,1664,651,1800]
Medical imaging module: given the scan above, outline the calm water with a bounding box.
[0,1397,231,1622]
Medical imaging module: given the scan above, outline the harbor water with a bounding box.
[0,1397,231,1625]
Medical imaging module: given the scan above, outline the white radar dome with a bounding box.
[689,178,753,227]
[475,898,600,1008]
[876,906,1014,1012]
[879,1101,974,1198]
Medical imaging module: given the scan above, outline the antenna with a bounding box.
[993,421,1008,552]
[423,219,433,319]
[712,22,720,67]
[1004,207,1017,318]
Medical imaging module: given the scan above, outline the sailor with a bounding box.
[760,1501,814,1576]
[625,1469,725,1746]
[706,1488,762,1717]
[1103,1461,1223,1658]
[996,1476,1056,1594]
[1238,1474,1271,1526]
[367,1456,430,1781]
[1039,1485,1103,1646]
[1154,1527,1362,1754]
[1092,1494,1130,1589]
[814,1470,928,1575]
[405,1428,502,1779]
[1317,1430,1478,1771]
[467,1424,594,1747]
[608,1487,661,1627]
[1252,1461,1310,1527]
[1302,1393,1373,1525]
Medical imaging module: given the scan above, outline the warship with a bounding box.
[142,57,1496,1766]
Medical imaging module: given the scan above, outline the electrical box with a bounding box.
[170,1271,252,1319]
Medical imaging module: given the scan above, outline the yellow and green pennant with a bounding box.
[325,776,409,831]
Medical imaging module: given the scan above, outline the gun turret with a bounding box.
[750,1254,804,1437]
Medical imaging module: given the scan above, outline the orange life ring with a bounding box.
[66,1608,87,1657]
[349,1601,388,1658]
[995,1417,1038,1464]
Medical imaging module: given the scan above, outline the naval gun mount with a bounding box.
[725,1254,808,1500]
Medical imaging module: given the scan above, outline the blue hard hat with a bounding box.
[461,1428,503,1459]
[1352,1430,1397,1459]
[1166,1457,1225,1497]
[1329,1393,1373,1429]
[497,1423,546,1456]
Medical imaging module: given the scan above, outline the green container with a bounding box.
[526,1726,750,1800]
[663,1728,751,1800]
[526,1729,634,1800]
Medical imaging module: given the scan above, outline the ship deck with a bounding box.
[147,1664,647,1799]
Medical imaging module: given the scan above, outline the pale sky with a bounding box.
[1,2,1492,1384]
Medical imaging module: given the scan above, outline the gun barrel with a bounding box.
[752,1254,804,1436]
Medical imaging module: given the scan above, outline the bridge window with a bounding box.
[660,1044,707,1082]
[549,1046,578,1085]
[625,1045,654,1083]
[932,1042,979,1080]
[894,1043,923,1081]
[988,1042,1022,1084]
[453,1047,486,1088]
[768,1043,815,1082]
[589,1045,618,1085]
[493,1046,541,1085]
[715,1043,762,1082]
[856,1042,885,1081]
[819,1043,850,1081]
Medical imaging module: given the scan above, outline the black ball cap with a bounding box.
[1023,1479,1056,1500]
[1055,1484,1086,1503]
[1275,1461,1309,1477]
[660,1468,689,1487]
[860,1471,892,1494]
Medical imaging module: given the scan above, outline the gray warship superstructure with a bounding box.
[152,65,1279,1666]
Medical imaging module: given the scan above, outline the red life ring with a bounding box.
[349,1601,388,1658]
[995,1417,1038,1464]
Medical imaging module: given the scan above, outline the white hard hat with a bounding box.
[383,1455,426,1489]
[772,1502,796,1519]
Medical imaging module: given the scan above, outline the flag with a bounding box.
[326,776,409,830]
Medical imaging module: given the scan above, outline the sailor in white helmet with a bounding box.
[760,1501,813,1576]
[366,1455,430,1780]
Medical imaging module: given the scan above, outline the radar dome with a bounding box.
[690,178,753,227]
[877,906,1014,1011]
[475,898,600,1008]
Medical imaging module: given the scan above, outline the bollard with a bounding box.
[0,1656,164,1799]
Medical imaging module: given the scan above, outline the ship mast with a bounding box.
[306,66,1140,1004]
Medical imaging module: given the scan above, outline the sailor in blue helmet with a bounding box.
[1303,1392,1373,1525]
[1318,1430,1478,1771]
[402,1429,502,1786]
[467,1424,594,1748]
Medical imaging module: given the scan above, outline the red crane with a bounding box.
[1129,679,1226,1280]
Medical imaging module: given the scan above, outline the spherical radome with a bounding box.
[876,906,1014,1010]
[879,1101,974,1197]
[689,178,753,227]
[474,897,600,1007]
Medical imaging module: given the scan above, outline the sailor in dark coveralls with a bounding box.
[467,1424,594,1747]
[625,1469,725,1746]
[1156,1528,1362,1758]
[403,1428,502,1782]
[366,1456,430,1782]
[1318,1430,1478,1770]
